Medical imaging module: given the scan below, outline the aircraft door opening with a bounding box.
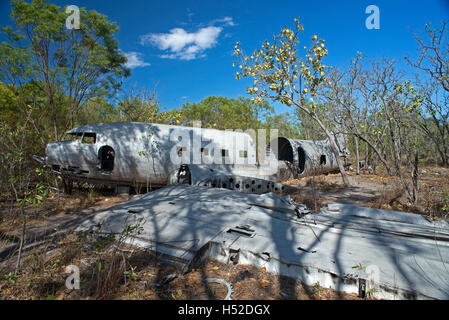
[298,147,305,174]
[98,145,115,173]
[273,137,294,162]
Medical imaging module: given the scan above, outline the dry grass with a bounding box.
[0,230,363,300]
[286,166,449,219]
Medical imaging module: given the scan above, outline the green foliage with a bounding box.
[0,120,36,200]
[442,193,449,213]
[17,183,49,207]
[117,94,160,123]
[76,96,118,125]
[122,223,144,237]
[178,96,273,130]
[94,234,115,251]
[0,30,32,85]
[0,0,130,197]
[263,112,301,139]
[312,281,323,294]
[109,88,181,125]
[352,263,366,272]
[3,272,19,284]
[76,230,89,242]
[124,266,138,281]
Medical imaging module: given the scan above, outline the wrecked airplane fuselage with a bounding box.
[40,122,349,193]
[45,122,260,187]
[269,136,350,178]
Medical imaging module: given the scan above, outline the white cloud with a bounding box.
[139,17,236,61]
[140,26,222,60]
[124,51,150,68]
[211,16,236,27]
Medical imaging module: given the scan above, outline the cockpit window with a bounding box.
[63,132,83,141]
[82,132,96,144]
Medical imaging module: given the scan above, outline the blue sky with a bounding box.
[1,0,449,114]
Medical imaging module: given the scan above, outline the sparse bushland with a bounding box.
[234,17,449,204]
[288,166,449,219]
[0,1,448,300]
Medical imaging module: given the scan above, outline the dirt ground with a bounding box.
[286,166,449,218]
[1,166,448,300]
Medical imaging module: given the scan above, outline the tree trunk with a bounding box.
[412,151,419,205]
[354,135,360,175]
[442,145,449,167]
[312,115,351,187]
[15,209,26,274]
[388,118,412,201]
[354,134,393,175]
[365,141,368,167]
[292,98,350,186]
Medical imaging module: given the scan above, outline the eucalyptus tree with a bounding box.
[1,0,130,141]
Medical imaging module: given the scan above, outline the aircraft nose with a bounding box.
[45,142,62,166]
